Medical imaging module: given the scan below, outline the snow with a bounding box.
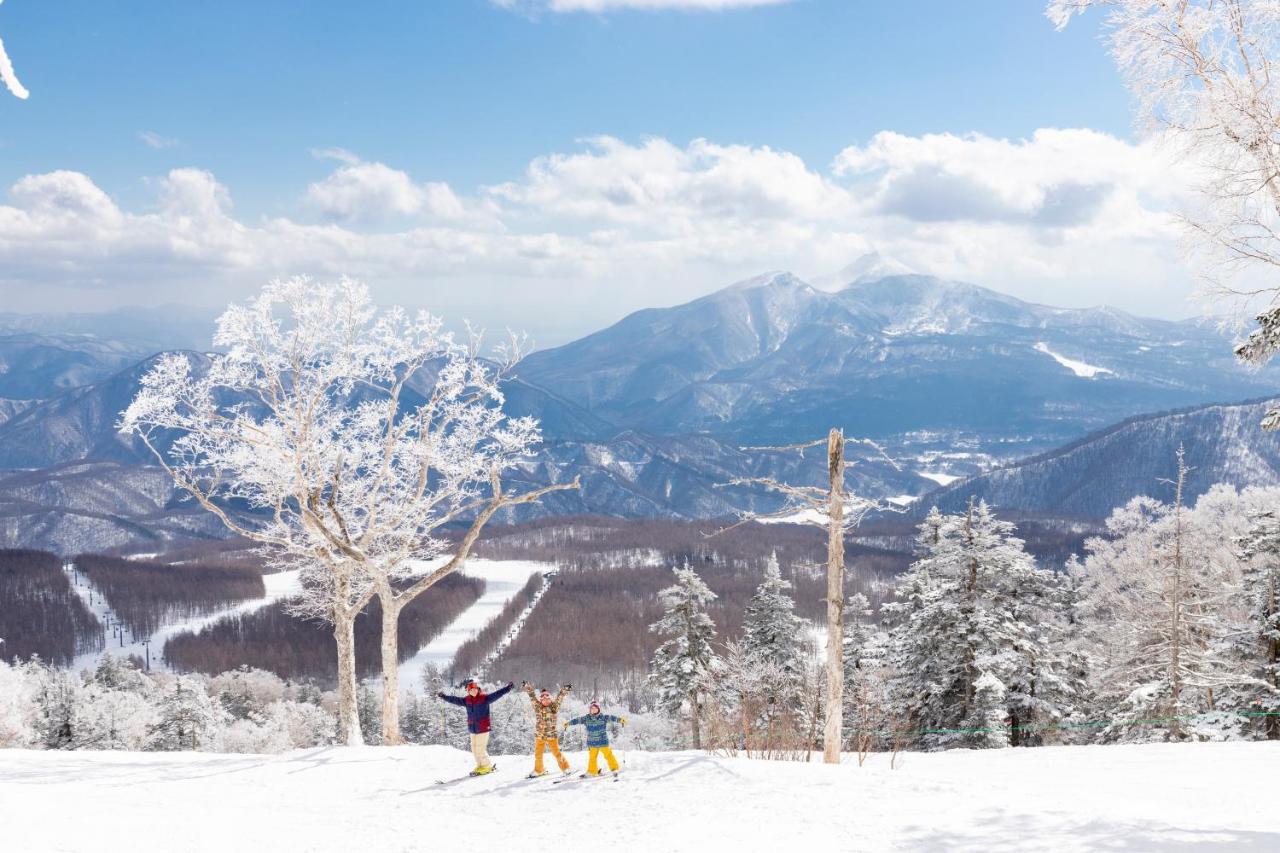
[1034,342,1114,379]
[2,742,1275,852]
[918,470,961,486]
[755,507,829,525]
[396,559,551,686]
[0,0,28,101]
[885,494,918,506]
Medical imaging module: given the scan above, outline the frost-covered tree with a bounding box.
[1236,508,1280,739]
[740,552,805,706]
[0,0,28,100]
[885,501,1073,749]
[121,278,575,745]
[650,562,718,749]
[78,687,155,751]
[34,667,83,750]
[842,592,892,760]
[0,660,39,747]
[147,676,229,752]
[1049,1,1280,427]
[965,672,1010,749]
[1076,462,1264,741]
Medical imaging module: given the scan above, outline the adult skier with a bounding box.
[563,700,627,776]
[522,680,572,777]
[439,678,514,776]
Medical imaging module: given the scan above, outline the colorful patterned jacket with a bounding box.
[525,684,570,739]
[565,711,622,748]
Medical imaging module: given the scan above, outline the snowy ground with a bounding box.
[395,558,550,687]
[2,743,1275,852]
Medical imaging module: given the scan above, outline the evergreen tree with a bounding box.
[34,666,82,750]
[1238,509,1280,739]
[965,672,1010,749]
[650,561,718,749]
[147,676,227,751]
[355,684,382,746]
[740,552,805,707]
[843,592,892,754]
[885,501,1072,750]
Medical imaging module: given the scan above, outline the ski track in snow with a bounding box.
[62,557,550,683]
[1034,341,1114,379]
[396,558,552,688]
[65,563,302,673]
[2,743,1276,852]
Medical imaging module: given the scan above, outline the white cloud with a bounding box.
[305,153,471,223]
[138,131,179,150]
[0,129,1207,340]
[495,0,793,12]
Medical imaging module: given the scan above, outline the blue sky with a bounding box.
[1,1,1127,210]
[0,0,1196,343]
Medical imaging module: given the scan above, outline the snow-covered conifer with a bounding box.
[965,672,1010,749]
[740,552,805,706]
[1237,509,1280,739]
[650,562,718,749]
[146,676,228,752]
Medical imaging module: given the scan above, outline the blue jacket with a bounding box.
[439,683,513,734]
[566,712,621,748]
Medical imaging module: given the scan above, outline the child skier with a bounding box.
[521,680,572,777]
[562,700,627,776]
[438,678,514,776]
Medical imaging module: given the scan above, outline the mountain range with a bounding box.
[2,269,1279,553]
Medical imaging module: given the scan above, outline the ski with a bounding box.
[434,765,498,785]
[552,771,620,785]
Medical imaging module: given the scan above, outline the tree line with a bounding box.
[0,550,100,666]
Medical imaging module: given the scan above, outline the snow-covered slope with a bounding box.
[922,396,1280,518]
[397,559,550,687]
[67,563,303,673]
[2,743,1275,852]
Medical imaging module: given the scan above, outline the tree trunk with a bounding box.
[824,428,845,765]
[334,612,364,746]
[690,690,702,750]
[380,591,404,745]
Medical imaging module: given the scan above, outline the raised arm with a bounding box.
[555,684,571,703]
[437,692,465,707]
[523,681,537,702]
[488,682,514,703]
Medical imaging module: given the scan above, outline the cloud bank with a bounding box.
[0,129,1201,340]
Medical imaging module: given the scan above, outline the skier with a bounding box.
[562,700,627,776]
[438,678,514,776]
[521,680,572,777]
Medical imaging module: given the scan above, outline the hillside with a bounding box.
[3,270,1280,552]
[2,743,1275,852]
[517,272,1280,453]
[922,397,1280,517]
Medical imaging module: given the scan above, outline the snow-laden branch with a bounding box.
[1049,1,1280,426]
[0,0,28,100]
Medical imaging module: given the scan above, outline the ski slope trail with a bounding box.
[396,558,551,687]
[1,743,1276,852]
[66,563,302,673]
